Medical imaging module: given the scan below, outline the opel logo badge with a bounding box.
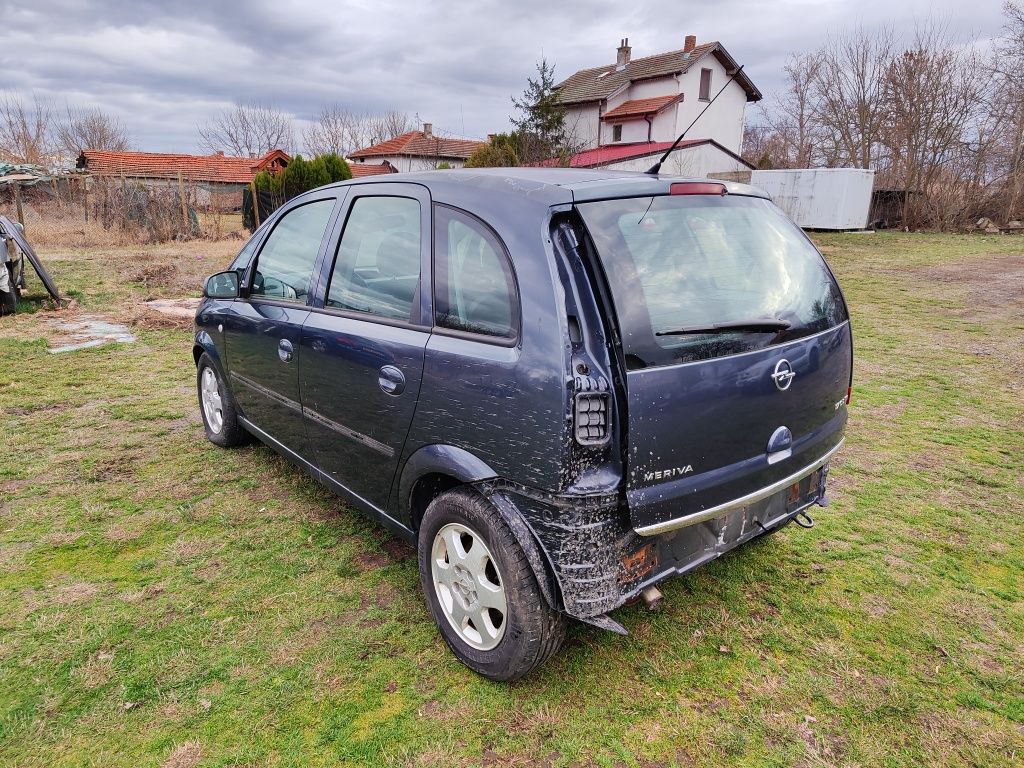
[771,359,796,391]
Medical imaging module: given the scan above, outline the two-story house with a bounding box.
[553,36,761,176]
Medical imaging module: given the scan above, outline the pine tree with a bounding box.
[511,59,569,163]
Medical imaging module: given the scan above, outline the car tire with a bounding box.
[196,353,249,448]
[418,488,566,681]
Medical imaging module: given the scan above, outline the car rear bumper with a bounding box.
[488,456,835,621]
[633,438,844,537]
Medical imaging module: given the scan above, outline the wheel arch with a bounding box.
[399,444,497,531]
[398,444,562,612]
[193,330,224,371]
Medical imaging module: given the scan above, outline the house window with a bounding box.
[699,68,713,101]
[612,124,622,142]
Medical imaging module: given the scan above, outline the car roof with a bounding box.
[327,167,769,204]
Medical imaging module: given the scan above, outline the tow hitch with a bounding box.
[794,510,815,529]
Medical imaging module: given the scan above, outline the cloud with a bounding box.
[0,0,1008,153]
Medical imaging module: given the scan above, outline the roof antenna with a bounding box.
[645,64,745,175]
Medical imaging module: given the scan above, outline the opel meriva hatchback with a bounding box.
[194,168,852,680]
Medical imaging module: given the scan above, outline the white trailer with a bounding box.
[750,168,875,230]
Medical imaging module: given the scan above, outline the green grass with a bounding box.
[1,233,1022,767]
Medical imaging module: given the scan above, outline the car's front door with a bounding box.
[299,184,431,511]
[224,194,339,455]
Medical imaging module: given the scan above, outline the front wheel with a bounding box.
[196,353,249,447]
[418,488,566,681]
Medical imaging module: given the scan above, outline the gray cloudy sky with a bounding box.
[0,0,1009,154]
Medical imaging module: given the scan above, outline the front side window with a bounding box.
[326,196,421,322]
[250,199,334,302]
[577,194,848,368]
[434,206,517,340]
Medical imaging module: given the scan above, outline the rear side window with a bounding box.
[326,196,421,322]
[577,194,848,368]
[433,206,517,340]
[250,199,334,302]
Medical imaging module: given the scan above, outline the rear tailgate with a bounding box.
[624,323,850,533]
[575,188,852,535]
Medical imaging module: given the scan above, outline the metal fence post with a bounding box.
[13,183,25,232]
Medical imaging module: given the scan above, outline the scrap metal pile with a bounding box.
[0,214,62,315]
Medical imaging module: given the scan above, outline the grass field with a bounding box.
[1,232,1022,767]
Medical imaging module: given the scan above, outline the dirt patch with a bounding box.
[6,402,71,417]
[53,581,101,605]
[913,253,1024,304]
[161,741,202,768]
[119,300,197,331]
[168,538,213,559]
[74,650,114,688]
[129,260,203,296]
[85,452,138,483]
[381,537,414,562]
[352,550,393,572]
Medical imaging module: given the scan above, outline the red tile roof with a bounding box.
[349,162,398,178]
[349,131,486,160]
[535,139,755,170]
[601,95,682,122]
[77,149,290,184]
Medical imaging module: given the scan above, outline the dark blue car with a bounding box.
[194,169,852,680]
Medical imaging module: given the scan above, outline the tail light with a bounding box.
[846,386,852,405]
[573,375,611,446]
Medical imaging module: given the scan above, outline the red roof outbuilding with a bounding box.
[349,130,485,161]
[77,149,290,184]
[348,161,398,178]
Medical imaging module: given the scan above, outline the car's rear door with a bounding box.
[576,189,853,534]
[299,183,431,511]
[223,194,339,455]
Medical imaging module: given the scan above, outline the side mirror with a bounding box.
[203,270,239,299]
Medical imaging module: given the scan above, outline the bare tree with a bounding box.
[303,107,413,156]
[55,106,132,160]
[880,21,990,227]
[0,92,53,164]
[992,1,1024,222]
[758,52,824,168]
[741,123,790,168]
[812,25,896,169]
[198,103,294,158]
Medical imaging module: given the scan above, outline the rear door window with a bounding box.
[433,205,518,340]
[250,199,335,303]
[326,196,422,322]
[577,194,848,368]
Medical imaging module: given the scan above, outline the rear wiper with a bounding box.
[655,319,791,336]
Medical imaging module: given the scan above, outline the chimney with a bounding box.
[423,122,433,137]
[616,38,631,67]
[684,35,697,53]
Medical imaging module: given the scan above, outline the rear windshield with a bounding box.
[576,194,848,369]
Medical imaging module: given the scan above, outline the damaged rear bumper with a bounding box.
[483,460,833,625]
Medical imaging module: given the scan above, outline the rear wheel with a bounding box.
[418,488,566,681]
[197,353,249,447]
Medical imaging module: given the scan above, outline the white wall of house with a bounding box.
[350,155,467,173]
[563,54,749,155]
[671,57,747,154]
[599,142,751,178]
[565,103,601,149]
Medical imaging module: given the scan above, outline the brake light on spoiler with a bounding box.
[670,182,727,196]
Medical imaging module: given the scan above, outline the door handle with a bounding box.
[378,365,406,396]
[278,338,294,363]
